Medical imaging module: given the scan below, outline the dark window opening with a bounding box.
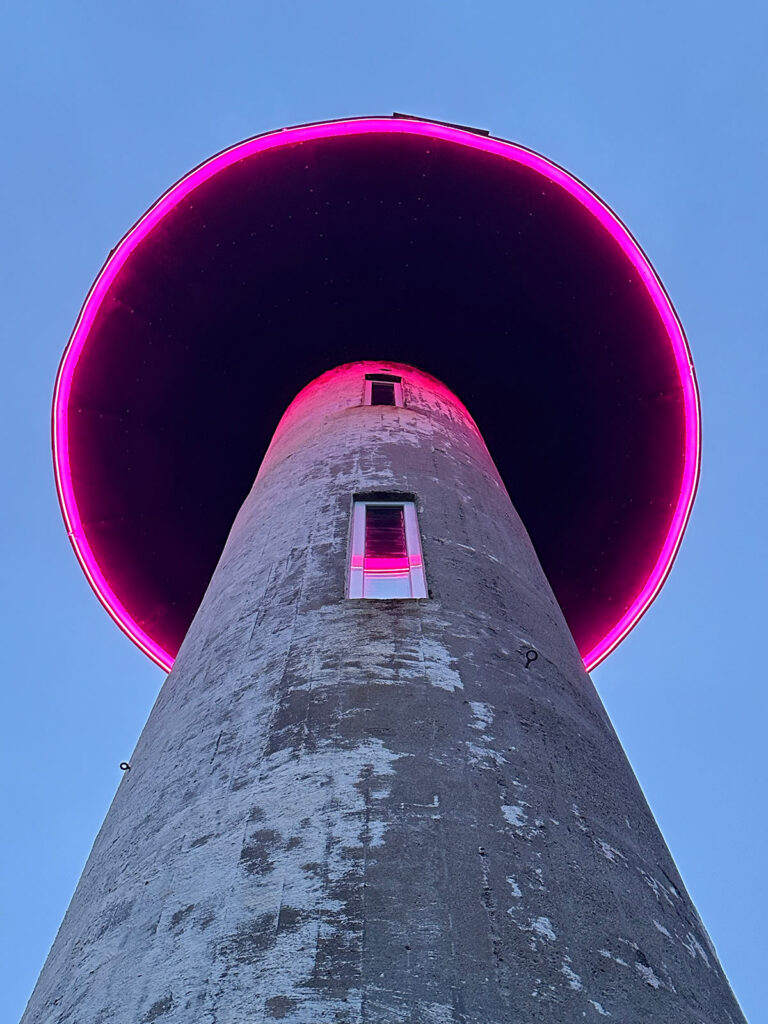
[364,372,403,407]
[370,381,396,405]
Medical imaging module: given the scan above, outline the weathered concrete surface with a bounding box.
[24,362,745,1023]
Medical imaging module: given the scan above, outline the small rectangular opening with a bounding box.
[363,373,403,407]
[348,499,427,600]
[370,381,396,406]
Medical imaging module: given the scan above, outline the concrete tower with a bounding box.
[31,118,745,1022]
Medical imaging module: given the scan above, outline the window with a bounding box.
[348,499,427,599]
[364,373,403,407]
[371,380,396,405]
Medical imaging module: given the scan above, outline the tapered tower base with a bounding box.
[25,364,744,1023]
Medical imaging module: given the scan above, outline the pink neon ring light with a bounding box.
[52,116,701,674]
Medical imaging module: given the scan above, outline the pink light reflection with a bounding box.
[364,557,411,572]
[52,115,700,674]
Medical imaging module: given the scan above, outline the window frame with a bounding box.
[363,373,403,407]
[348,499,427,600]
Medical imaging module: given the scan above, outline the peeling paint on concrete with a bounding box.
[640,869,677,907]
[502,804,527,827]
[419,637,464,692]
[599,948,629,967]
[530,916,557,942]
[636,962,663,988]
[466,741,507,769]
[506,876,522,899]
[589,998,611,1015]
[682,931,711,968]
[468,701,494,729]
[595,839,626,863]
[560,958,583,991]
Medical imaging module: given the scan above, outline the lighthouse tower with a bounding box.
[26,118,745,1022]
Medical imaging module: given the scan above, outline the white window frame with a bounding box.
[363,376,404,407]
[348,500,427,599]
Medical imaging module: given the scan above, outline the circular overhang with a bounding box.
[53,116,700,673]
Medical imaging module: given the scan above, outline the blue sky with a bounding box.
[1,2,765,1020]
